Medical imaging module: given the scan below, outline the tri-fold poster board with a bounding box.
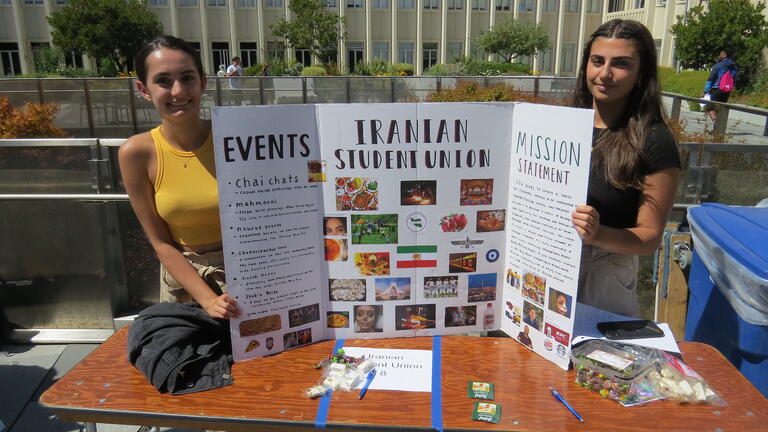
[211,102,593,369]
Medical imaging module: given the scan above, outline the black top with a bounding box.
[588,123,681,229]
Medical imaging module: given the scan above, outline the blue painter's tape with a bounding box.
[314,339,346,429]
[431,336,443,432]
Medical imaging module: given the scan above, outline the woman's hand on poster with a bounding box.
[572,205,600,244]
[203,294,242,319]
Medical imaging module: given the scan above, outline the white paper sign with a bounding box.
[341,347,433,392]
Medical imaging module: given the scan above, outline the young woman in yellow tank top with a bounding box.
[119,36,241,319]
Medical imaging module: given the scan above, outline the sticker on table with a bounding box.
[354,252,391,276]
[288,303,320,328]
[449,252,477,273]
[329,278,367,301]
[326,311,350,328]
[468,273,497,302]
[424,276,458,299]
[239,314,282,337]
[351,214,398,244]
[476,209,505,232]
[324,239,348,261]
[522,272,546,306]
[395,304,436,330]
[307,160,326,182]
[401,180,437,205]
[460,179,493,206]
[406,211,428,233]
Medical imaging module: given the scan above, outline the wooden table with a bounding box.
[41,327,767,431]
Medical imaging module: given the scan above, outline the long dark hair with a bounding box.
[572,19,668,189]
[135,35,205,84]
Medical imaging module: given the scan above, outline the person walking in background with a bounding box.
[119,36,241,319]
[226,56,244,105]
[226,56,244,89]
[570,19,681,317]
[702,49,738,132]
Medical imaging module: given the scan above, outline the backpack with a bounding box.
[718,69,735,92]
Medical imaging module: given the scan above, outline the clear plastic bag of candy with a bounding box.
[646,352,725,405]
[304,348,376,398]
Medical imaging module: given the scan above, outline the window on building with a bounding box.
[608,0,621,12]
[30,42,50,71]
[347,42,363,71]
[347,0,363,8]
[0,43,22,76]
[267,41,285,59]
[423,42,438,71]
[495,0,510,10]
[517,54,531,68]
[208,0,226,6]
[211,42,230,71]
[178,0,198,6]
[560,43,576,75]
[399,42,414,65]
[447,42,463,62]
[586,0,600,11]
[265,0,283,7]
[635,0,644,7]
[23,0,44,5]
[447,0,462,9]
[655,39,662,62]
[539,48,553,73]
[149,0,169,6]
[543,0,556,12]
[424,0,439,9]
[373,0,389,7]
[56,0,68,4]
[295,48,312,66]
[471,0,486,9]
[470,42,485,60]
[65,51,83,68]
[399,0,415,8]
[518,0,534,10]
[240,42,258,67]
[373,42,390,61]
[565,0,579,12]
[0,0,11,4]
[236,0,256,6]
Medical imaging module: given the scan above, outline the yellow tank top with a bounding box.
[152,126,222,246]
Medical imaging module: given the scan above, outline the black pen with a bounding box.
[550,387,584,422]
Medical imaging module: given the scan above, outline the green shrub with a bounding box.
[244,64,263,76]
[301,65,328,76]
[353,58,392,76]
[260,57,304,76]
[394,63,414,76]
[423,63,466,76]
[461,58,530,76]
[426,81,553,103]
[98,58,119,77]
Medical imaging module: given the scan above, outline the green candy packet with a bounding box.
[467,380,495,400]
[472,401,502,424]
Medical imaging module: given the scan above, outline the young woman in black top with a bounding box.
[570,20,681,316]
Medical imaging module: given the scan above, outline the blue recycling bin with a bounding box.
[685,203,768,397]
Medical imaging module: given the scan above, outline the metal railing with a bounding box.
[2,136,766,341]
[1,76,576,138]
[3,77,767,143]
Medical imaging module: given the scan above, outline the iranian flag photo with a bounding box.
[397,245,438,268]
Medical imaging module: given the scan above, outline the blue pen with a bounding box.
[550,387,584,422]
[358,369,377,400]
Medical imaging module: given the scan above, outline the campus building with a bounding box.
[0,0,728,76]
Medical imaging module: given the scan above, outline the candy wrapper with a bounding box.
[305,349,376,398]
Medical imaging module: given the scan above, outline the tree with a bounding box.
[671,0,768,88]
[47,0,162,74]
[271,0,347,69]
[475,19,550,63]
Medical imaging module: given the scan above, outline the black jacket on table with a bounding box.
[127,302,234,395]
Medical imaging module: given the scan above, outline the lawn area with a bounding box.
[659,67,768,109]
